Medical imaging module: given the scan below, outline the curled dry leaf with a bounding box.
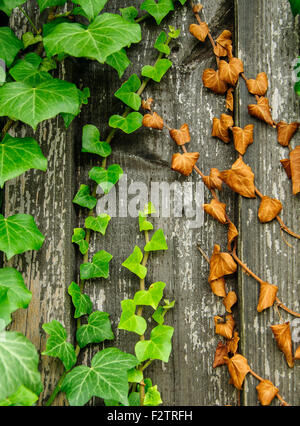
[226,88,234,111]
[276,121,299,147]
[227,331,240,355]
[141,98,154,111]
[142,112,164,130]
[202,69,228,95]
[214,30,232,57]
[210,277,227,298]
[171,152,200,177]
[202,168,223,191]
[280,159,291,179]
[203,198,227,224]
[290,145,300,195]
[256,380,279,406]
[213,342,229,368]
[246,72,268,96]
[224,354,250,390]
[220,157,256,198]
[270,322,294,368]
[223,291,238,313]
[208,244,237,282]
[219,58,244,86]
[248,97,276,128]
[258,196,283,223]
[214,314,235,340]
[212,113,234,143]
[295,346,300,360]
[193,4,203,13]
[189,22,209,42]
[227,221,239,251]
[232,125,254,156]
[257,282,278,313]
[169,123,191,146]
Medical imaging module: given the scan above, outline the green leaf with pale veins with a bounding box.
[109,112,143,134]
[0,0,27,16]
[0,27,23,67]
[80,250,113,280]
[43,13,141,64]
[42,320,77,371]
[289,0,300,16]
[76,311,114,348]
[37,0,67,12]
[144,229,168,252]
[118,299,147,336]
[73,185,97,210]
[85,214,111,235]
[135,324,174,362]
[71,0,107,21]
[106,49,131,78]
[154,31,170,55]
[141,58,172,83]
[133,281,165,310]
[139,212,153,232]
[120,7,138,22]
[9,59,52,86]
[72,228,89,255]
[89,164,123,194]
[0,330,43,400]
[68,282,93,319]
[0,214,44,260]
[0,134,47,188]
[122,246,147,279]
[22,32,42,49]
[140,0,174,25]
[82,125,111,158]
[114,74,141,111]
[144,385,162,406]
[0,267,31,326]
[0,385,38,406]
[61,347,138,406]
[127,368,143,383]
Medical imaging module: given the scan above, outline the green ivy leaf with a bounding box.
[82,124,111,158]
[22,32,43,49]
[0,134,47,188]
[43,14,141,64]
[176,0,187,4]
[168,25,181,39]
[85,214,111,235]
[133,281,165,310]
[128,392,140,406]
[0,330,42,400]
[76,311,114,348]
[154,31,170,55]
[0,27,23,67]
[89,164,123,194]
[80,250,113,280]
[139,212,153,232]
[127,368,143,383]
[61,347,138,406]
[118,299,147,336]
[295,80,300,96]
[0,64,6,87]
[40,57,57,72]
[9,59,52,86]
[0,0,26,15]
[114,74,141,111]
[68,282,93,319]
[122,246,147,279]
[135,325,174,362]
[0,385,38,406]
[42,320,77,371]
[37,0,67,12]
[71,0,108,22]
[141,58,172,83]
[289,0,300,15]
[73,185,97,209]
[140,0,174,25]
[0,79,81,130]
[143,202,156,215]
[144,385,162,406]
[120,6,138,22]
[0,267,31,326]
[0,214,44,260]
[72,228,89,255]
[109,112,143,134]
[144,229,168,252]
[106,49,131,78]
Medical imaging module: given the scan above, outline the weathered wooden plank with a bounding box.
[235,0,300,406]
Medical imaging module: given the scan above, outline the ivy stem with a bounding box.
[1,119,14,140]
[135,14,150,23]
[44,371,67,407]
[19,7,40,34]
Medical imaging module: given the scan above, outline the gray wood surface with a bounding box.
[4,0,299,406]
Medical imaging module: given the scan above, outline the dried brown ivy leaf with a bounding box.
[223,291,238,313]
[202,69,228,95]
[193,4,203,13]
[210,277,227,298]
[257,282,278,313]
[295,346,300,360]
[219,58,244,86]
[280,159,291,179]
[208,244,237,282]
[213,342,229,368]
[142,112,164,130]
[214,314,235,340]
[270,322,294,368]
[227,331,240,354]
[224,354,250,390]
[227,221,239,250]
[276,121,299,147]
[258,196,283,223]
[141,98,154,111]
[202,168,223,191]
[256,380,279,406]
[290,145,300,195]
[226,88,234,111]
[212,113,234,143]
[248,97,276,127]
[169,124,191,146]
[171,152,200,177]
[220,157,256,198]
[203,198,227,224]
[189,22,209,42]
[232,125,254,156]
[246,72,268,96]
[214,30,232,57]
